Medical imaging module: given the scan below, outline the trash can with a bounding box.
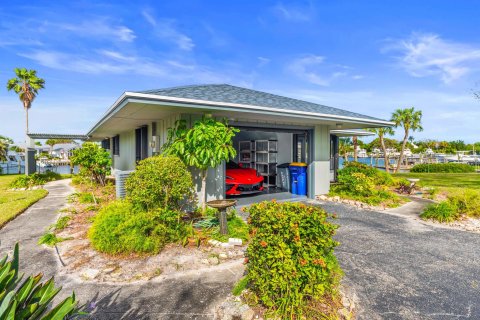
[277,163,291,192]
[289,162,307,195]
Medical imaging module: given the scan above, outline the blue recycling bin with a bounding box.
[289,163,307,196]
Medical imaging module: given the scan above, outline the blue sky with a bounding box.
[1,0,479,144]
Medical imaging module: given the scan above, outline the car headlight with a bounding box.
[226,176,234,180]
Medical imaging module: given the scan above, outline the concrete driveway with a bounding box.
[318,200,480,319]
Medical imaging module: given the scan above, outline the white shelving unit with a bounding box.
[238,140,255,168]
[255,140,278,188]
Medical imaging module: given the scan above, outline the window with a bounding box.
[101,139,110,150]
[135,126,148,161]
[113,135,120,156]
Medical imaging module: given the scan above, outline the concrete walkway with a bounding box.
[0,180,243,319]
[318,199,480,320]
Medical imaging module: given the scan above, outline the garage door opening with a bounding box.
[227,125,312,206]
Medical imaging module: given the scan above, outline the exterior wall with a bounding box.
[114,130,136,171]
[308,125,331,197]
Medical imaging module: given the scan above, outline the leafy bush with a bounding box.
[125,155,194,211]
[411,163,475,173]
[245,201,342,317]
[332,162,401,206]
[339,161,394,186]
[0,243,83,319]
[71,142,111,186]
[420,202,460,222]
[447,189,480,217]
[9,171,62,189]
[89,201,191,254]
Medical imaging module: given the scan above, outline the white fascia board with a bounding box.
[88,91,395,136]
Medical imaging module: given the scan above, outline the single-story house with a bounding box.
[84,84,391,201]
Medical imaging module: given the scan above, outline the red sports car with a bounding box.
[225,161,264,195]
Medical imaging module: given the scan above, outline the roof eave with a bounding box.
[87,91,394,136]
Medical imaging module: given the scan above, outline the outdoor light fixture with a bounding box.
[336,123,343,129]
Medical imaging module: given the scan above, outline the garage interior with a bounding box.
[229,125,312,206]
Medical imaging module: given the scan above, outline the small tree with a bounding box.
[163,117,238,210]
[71,142,111,186]
[368,127,395,172]
[391,107,423,173]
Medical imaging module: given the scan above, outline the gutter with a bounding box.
[88,91,395,136]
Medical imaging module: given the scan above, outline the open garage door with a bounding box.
[228,123,313,206]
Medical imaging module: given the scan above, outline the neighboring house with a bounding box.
[51,143,79,159]
[86,84,392,201]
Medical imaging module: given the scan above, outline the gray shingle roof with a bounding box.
[136,84,384,121]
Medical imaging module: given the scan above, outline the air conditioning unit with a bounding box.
[115,170,134,199]
[151,135,161,153]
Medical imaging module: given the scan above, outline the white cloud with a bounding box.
[141,10,194,51]
[288,55,352,86]
[272,2,313,22]
[383,33,480,84]
[257,57,270,67]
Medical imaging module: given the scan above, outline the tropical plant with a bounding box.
[125,155,194,212]
[0,243,83,319]
[71,142,111,186]
[163,116,239,210]
[368,127,395,172]
[6,68,45,135]
[391,107,423,173]
[338,137,352,161]
[245,201,342,318]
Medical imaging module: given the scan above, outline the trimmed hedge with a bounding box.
[411,163,475,173]
[9,171,62,189]
[245,201,342,317]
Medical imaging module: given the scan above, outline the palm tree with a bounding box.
[368,127,395,172]
[352,136,358,161]
[339,138,352,162]
[391,107,423,173]
[6,68,45,136]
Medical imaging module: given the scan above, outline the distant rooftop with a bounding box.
[136,84,384,122]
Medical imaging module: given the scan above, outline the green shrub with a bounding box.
[89,201,191,254]
[245,201,342,317]
[9,171,62,189]
[125,155,194,211]
[76,192,96,204]
[411,163,475,173]
[0,243,82,318]
[339,161,394,186]
[420,202,460,222]
[71,142,111,186]
[447,189,480,217]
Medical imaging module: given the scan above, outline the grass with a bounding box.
[394,173,480,190]
[0,175,48,228]
[210,215,250,242]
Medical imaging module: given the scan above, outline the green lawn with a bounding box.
[0,175,48,228]
[394,173,480,190]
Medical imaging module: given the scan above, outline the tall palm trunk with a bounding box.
[395,130,409,173]
[380,135,389,173]
[25,107,29,135]
[353,136,358,162]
